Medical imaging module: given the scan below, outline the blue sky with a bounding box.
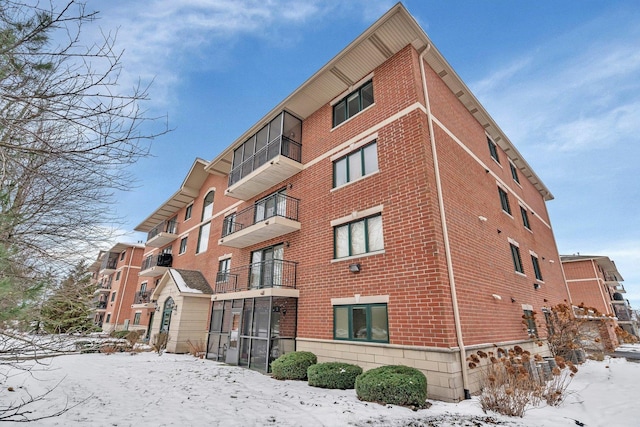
[87,1,640,309]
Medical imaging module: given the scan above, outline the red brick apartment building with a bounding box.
[561,254,639,337]
[89,243,145,333]
[126,4,571,401]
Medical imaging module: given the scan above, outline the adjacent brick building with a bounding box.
[130,4,571,401]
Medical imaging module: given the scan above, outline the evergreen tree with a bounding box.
[39,260,96,334]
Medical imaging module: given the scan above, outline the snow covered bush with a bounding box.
[307,362,362,389]
[355,365,428,409]
[270,351,317,380]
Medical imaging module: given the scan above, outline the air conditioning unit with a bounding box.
[157,253,173,267]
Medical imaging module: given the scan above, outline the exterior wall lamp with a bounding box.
[349,263,361,273]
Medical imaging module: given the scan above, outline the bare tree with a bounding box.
[0,1,168,420]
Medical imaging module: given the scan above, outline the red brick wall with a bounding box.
[563,259,611,315]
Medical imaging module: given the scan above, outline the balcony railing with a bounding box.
[141,253,173,270]
[148,218,177,240]
[215,259,297,294]
[134,289,155,305]
[613,303,632,321]
[221,194,300,238]
[95,301,107,310]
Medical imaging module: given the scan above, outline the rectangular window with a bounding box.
[488,137,500,163]
[333,142,378,187]
[334,214,384,259]
[179,237,188,254]
[110,291,116,302]
[222,213,236,237]
[217,258,231,283]
[115,271,121,281]
[510,243,524,274]
[105,314,111,323]
[333,303,388,342]
[333,80,374,127]
[531,255,543,281]
[185,204,193,221]
[120,251,126,261]
[520,206,531,230]
[523,309,538,337]
[510,162,520,184]
[498,187,511,214]
[196,222,211,254]
[133,313,141,325]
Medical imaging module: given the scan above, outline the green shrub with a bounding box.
[307,362,363,389]
[271,351,317,380]
[355,365,428,408]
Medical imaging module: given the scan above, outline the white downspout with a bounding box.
[419,46,470,400]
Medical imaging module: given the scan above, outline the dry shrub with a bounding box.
[100,344,117,355]
[186,339,206,358]
[152,332,169,354]
[125,330,142,353]
[469,346,578,417]
[615,326,639,344]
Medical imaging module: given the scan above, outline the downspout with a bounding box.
[419,46,470,400]
[115,248,136,329]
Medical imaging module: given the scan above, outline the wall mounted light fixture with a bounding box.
[349,263,361,273]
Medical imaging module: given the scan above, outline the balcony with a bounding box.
[146,218,179,248]
[132,289,155,309]
[612,301,632,322]
[215,259,297,294]
[218,194,301,248]
[94,301,107,311]
[94,278,112,293]
[100,252,119,274]
[139,253,173,277]
[225,111,302,201]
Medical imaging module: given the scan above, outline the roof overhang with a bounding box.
[205,3,553,200]
[560,255,624,281]
[135,158,209,232]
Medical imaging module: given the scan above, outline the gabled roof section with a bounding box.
[151,268,213,299]
[560,254,624,282]
[135,158,209,232]
[205,2,553,200]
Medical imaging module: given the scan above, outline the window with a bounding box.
[255,189,287,222]
[185,204,193,221]
[510,243,524,274]
[196,223,211,254]
[115,271,121,281]
[333,80,374,127]
[250,244,284,288]
[510,162,520,184]
[520,206,531,230]
[120,251,126,261]
[523,309,538,337]
[334,214,384,259]
[498,187,511,214]
[531,255,543,281]
[217,258,231,283]
[333,303,388,342]
[133,313,141,325]
[110,291,117,302]
[487,137,500,163]
[202,191,214,220]
[179,237,188,254]
[333,141,378,187]
[105,314,111,323]
[222,213,236,237]
[140,282,147,292]
[542,308,554,336]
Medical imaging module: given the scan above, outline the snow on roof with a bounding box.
[168,269,212,294]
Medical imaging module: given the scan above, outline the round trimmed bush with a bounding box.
[271,351,317,380]
[355,365,427,408]
[307,362,363,389]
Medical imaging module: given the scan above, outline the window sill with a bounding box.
[331,250,385,263]
[515,271,527,278]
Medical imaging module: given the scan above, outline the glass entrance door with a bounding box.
[225,309,242,364]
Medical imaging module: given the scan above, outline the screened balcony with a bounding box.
[139,253,172,277]
[225,111,302,201]
[146,218,178,248]
[215,259,297,294]
[99,252,119,274]
[218,194,301,248]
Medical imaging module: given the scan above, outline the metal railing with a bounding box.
[215,259,297,294]
[95,301,107,309]
[221,194,300,238]
[229,135,302,187]
[141,253,172,271]
[134,289,155,305]
[100,252,119,271]
[147,218,178,241]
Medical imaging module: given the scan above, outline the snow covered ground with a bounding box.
[2,347,640,426]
